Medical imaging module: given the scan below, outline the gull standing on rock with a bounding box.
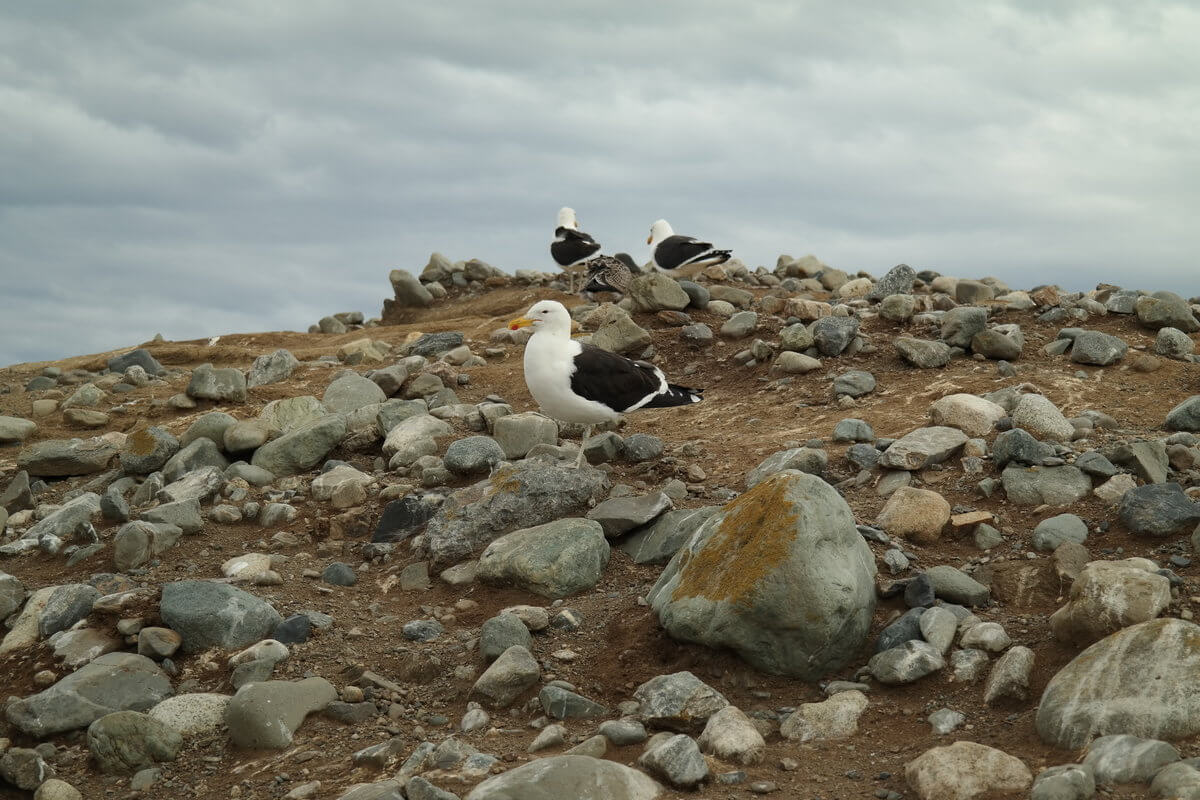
[510,300,703,468]
[648,219,732,276]
[551,207,601,292]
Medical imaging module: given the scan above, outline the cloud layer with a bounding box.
[2,1,1197,366]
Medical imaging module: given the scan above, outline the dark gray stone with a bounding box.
[866,264,916,301]
[992,428,1055,468]
[940,307,988,348]
[1118,483,1200,537]
[812,317,860,356]
[832,370,875,397]
[618,506,720,565]
[539,685,609,719]
[444,436,505,477]
[322,562,358,586]
[1166,396,1200,432]
[160,581,281,653]
[107,349,165,376]
[409,332,465,357]
[587,492,673,538]
[1070,330,1128,366]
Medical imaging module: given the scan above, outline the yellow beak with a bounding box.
[646,234,653,244]
[509,317,534,330]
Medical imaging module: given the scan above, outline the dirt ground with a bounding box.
[0,281,1198,799]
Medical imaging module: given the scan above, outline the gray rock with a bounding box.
[876,607,925,652]
[928,708,965,736]
[1119,483,1200,536]
[677,280,709,309]
[638,734,708,789]
[984,645,1035,705]
[180,411,238,449]
[225,677,337,748]
[925,565,989,606]
[812,316,860,356]
[618,506,720,565]
[591,314,651,354]
[1155,327,1195,360]
[377,398,429,433]
[107,348,165,376]
[186,364,247,403]
[251,415,347,477]
[470,645,540,708]
[1151,762,1200,800]
[879,293,917,321]
[162,438,228,482]
[1082,734,1179,785]
[634,671,728,732]
[970,328,1023,360]
[139,498,202,533]
[1032,514,1088,551]
[260,397,327,437]
[587,492,673,538]
[0,572,25,620]
[992,428,1055,468]
[444,436,505,477]
[956,279,995,304]
[223,419,269,453]
[1036,618,1200,748]
[895,337,952,368]
[1108,440,1169,484]
[649,471,875,680]
[1070,330,1128,365]
[868,640,945,684]
[479,613,532,662]
[406,777,461,800]
[623,433,664,462]
[0,415,37,444]
[402,619,443,642]
[1136,293,1199,332]
[39,583,100,637]
[422,461,609,567]
[5,652,172,737]
[744,447,827,487]
[1074,450,1119,477]
[322,562,358,586]
[1,470,32,512]
[720,311,758,339]
[160,465,225,503]
[23,492,100,544]
[941,307,988,348]
[1012,394,1075,442]
[160,581,281,653]
[492,412,558,459]
[905,742,1033,800]
[464,755,661,800]
[1167,396,1200,432]
[247,349,299,388]
[477,518,609,599]
[87,711,183,774]
[1031,764,1095,800]
[779,323,815,352]
[951,649,991,683]
[539,685,609,719]
[0,748,52,791]
[832,418,874,443]
[866,264,916,301]
[409,331,465,357]
[832,370,875,397]
[627,272,690,312]
[389,268,434,308]
[17,437,118,477]
[323,373,387,414]
[1002,465,1092,506]
[119,427,180,475]
[878,427,967,471]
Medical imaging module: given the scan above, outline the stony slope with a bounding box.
[0,255,1198,800]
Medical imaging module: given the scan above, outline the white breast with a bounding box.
[524,332,621,425]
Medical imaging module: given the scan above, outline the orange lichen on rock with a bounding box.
[672,472,798,605]
[125,428,158,456]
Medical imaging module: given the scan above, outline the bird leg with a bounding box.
[574,424,593,469]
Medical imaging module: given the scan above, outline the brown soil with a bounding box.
[0,282,1197,799]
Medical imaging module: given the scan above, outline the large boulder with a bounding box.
[5,653,173,737]
[1048,560,1171,646]
[905,741,1032,800]
[464,755,661,800]
[160,581,281,653]
[477,519,610,599]
[648,471,876,679]
[1165,396,1200,432]
[225,678,337,748]
[421,461,609,567]
[17,438,118,477]
[251,415,346,477]
[1118,483,1200,536]
[1036,619,1200,748]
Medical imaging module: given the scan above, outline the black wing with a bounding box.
[551,227,602,267]
[571,344,701,413]
[654,235,716,270]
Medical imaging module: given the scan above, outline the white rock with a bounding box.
[779,690,869,742]
[696,705,765,765]
[905,740,1032,800]
[928,394,1007,437]
[148,693,232,737]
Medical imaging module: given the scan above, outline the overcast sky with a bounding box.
[2,1,1197,367]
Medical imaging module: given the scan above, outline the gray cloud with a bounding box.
[2,0,1198,366]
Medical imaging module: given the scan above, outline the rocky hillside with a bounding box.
[1,253,1199,800]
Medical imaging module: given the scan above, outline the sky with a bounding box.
[2,1,1198,367]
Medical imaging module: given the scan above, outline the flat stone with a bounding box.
[878,427,967,470]
[225,677,337,748]
[464,755,661,800]
[586,492,673,538]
